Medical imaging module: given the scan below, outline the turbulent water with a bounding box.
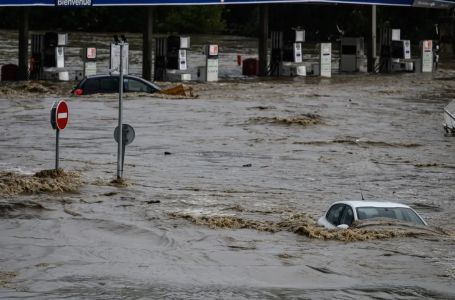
[1,30,455,299]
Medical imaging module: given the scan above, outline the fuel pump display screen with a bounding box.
[209,45,219,56]
[86,48,97,59]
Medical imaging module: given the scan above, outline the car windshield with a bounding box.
[356,207,425,225]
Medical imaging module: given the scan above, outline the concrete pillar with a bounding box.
[142,6,154,81]
[369,5,377,73]
[18,8,30,81]
[258,4,269,76]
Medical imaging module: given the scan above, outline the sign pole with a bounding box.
[55,129,60,170]
[117,42,124,179]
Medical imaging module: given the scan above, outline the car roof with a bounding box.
[332,201,411,209]
[85,74,142,79]
[82,74,161,91]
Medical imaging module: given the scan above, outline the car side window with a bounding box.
[124,78,152,93]
[83,78,100,94]
[100,77,118,93]
[340,206,354,226]
[326,204,345,226]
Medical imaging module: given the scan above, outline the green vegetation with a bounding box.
[0,5,450,41]
[158,6,226,34]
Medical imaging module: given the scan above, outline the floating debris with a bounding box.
[110,177,130,187]
[414,162,439,168]
[0,200,51,217]
[158,84,198,98]
[294,139,421,148]
[0,271,17,287]
[63,206,82,217]
[249,114,321,127]
[146,200,161,204]
[247,105,276,110]
[170,212,450,242]
[0,169,82,196]
[0,81,73,97]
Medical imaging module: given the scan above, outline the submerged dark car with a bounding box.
[72,74,161,96]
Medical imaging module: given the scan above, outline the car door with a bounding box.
[326,204,346,227]
[82,78,100,95]
[339,205,354,226]
[99,77,119,93]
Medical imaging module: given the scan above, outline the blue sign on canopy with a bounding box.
[0,0,453,7]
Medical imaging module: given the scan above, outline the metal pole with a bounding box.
[258,4,269,76]
[55,129,59,170]
[371,5,377,73]
[142,6,154,81]
[117,42,124,179]
[18,8,30,80]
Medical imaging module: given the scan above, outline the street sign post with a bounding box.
[115,39,126,179]
[114,124,135,178]
[50,100,69,170]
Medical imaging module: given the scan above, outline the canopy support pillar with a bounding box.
[368,5,377,73]
[258,4,269,76]
[18,7,30,81]
[142,6,154,81]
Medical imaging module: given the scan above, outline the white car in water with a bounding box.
[443,100,455,135]
[317,201,427,229]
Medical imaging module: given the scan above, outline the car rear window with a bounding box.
[356,207,425,225]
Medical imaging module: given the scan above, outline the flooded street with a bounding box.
[1,30,455,299]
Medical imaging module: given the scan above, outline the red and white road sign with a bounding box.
[52,100,69,130]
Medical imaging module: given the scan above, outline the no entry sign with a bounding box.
[50,100,69,170]
[51,100,69,130]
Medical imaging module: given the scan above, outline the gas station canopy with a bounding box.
[1,0,454,7]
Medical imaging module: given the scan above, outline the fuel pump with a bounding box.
[165,35,191,81]
[270,29,305,76]
[166,35,190,70]
[380,28,413,73]
[421,40,434,72]
[319,43,332,78]
[198,44,219,82]
[82,47,97,77]
[30,34,44,79]
[340,37,367,72]
[379,27,393,73]
[154,37,167,81]
[283,29,305,63]
[43,32,67,68]
[32,32,68,80]
[270,31,283,76]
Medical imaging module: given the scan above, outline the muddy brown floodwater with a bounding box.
[1,31,455,299]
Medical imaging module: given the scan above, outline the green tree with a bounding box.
[158,6,226,34]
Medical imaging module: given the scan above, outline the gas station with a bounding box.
[0,0,454,180]
[2,0,455,297]
[0,0,454,82]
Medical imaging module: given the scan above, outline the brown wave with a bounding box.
[248,114,322,126]
[170,212,451,242]
[0,169,82,196]
[294,139,421,148]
